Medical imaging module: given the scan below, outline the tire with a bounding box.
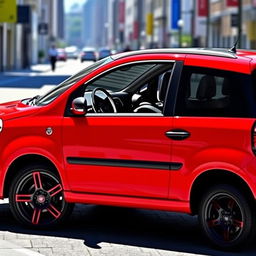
[9,164,74,228]
[199,184,255,251]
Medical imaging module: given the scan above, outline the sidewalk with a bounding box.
[1,62,66,76]
[0,85,54,104]
[0,240,44,256]
[0,199,44,256]
[0,62,67,103]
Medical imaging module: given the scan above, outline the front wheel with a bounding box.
[9,165,73,227]
[199,184,255,251]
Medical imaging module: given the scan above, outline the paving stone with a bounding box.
[8,239,32,248]
[36,248,53,256]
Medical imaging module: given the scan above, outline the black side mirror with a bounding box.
[71,97,87,116]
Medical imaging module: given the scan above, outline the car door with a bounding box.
[62,61,182,199]
[169,66,256,200]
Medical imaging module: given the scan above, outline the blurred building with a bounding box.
[81,0,108,49]
[208,0,256,49]
[82,0,94,47]
[0,0,64,71]
[65,3,83,48]
[108,0,195,51]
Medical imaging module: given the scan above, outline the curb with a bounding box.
[0,240,44,256]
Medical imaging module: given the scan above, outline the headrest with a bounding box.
[222,77,231,95]
[196,75,216,100]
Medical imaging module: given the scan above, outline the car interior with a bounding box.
[66,63,174,116]
[176,67,254,117]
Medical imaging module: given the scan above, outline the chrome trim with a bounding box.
[86,113,163,117]
[0,119,2,132]
[166,131,188,136]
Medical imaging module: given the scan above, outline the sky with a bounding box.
[64,0,86,13]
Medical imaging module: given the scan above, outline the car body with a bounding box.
[80,47,97,62]
[98,48,112,60]
[2,48,256,250]
[56,48,67,61]
[65,46,79,59]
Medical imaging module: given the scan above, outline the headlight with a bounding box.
[0,119,3,132]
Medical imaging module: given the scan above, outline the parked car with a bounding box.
[98,48,112,60]
[65,46,79,59]
[56,48,67,61]
[1,47,256,251]
[80,47,97,62]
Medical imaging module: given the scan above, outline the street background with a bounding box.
[1,0,256,255]
[1,0,256,72]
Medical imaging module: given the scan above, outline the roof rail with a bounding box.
[112,48,237,60]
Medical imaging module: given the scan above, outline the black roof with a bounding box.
[112,48,237,60]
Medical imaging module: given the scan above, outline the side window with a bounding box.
[66,62,174,115]
[85,63,156,92]
[175,67,256,118]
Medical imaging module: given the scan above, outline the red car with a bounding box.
[57,48,67,61]
[1,48,256,250]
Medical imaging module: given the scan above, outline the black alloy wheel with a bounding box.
[199,184,255,251]
[9,165,73,227]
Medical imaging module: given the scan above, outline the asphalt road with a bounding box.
[0,200,256,256]
[0,60,255,256]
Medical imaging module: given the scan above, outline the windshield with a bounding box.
[36,57,112,106]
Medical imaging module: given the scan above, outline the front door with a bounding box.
[62,60,182,199]
[63,115,173,198]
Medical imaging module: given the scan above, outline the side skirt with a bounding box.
[64,191,191,214]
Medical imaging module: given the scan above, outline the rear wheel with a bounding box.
[199,184,255,250]
[9,165,73,227]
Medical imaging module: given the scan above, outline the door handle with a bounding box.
[165,129,190,140]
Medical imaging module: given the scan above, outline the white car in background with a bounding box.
[65,46,79,59]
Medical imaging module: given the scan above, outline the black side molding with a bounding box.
[67,157,182,171]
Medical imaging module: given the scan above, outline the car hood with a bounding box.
[0,100,39,120]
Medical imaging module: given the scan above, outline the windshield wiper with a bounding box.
[27,95,40,106]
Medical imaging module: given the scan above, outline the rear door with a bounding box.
[169,66,256,200]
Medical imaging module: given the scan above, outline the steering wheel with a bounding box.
[91,88,117,113]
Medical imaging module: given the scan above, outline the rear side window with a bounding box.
[175,66,256,118]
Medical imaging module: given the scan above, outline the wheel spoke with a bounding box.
[212,200,222,211]
[223,227,230,241]
[33,172,42,189]
[207,218,220,227]
[233,219,244,228]
[47,204,61,219]
[48,184,62,197]
[227,199,235,210]
[32,208,41,225]
[15,194,32,202]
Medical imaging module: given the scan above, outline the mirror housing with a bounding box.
[71,97,87,116]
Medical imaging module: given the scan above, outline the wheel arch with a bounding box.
[190,169,255,215]
[3,154,61,198]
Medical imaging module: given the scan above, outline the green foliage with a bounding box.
[182,34,192,46]
[38,50,45,59]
